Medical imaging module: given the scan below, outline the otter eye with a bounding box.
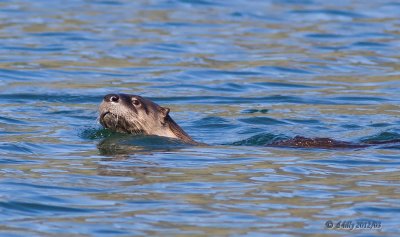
[132,98,140,106]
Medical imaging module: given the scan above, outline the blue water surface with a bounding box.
[0,0,400,236]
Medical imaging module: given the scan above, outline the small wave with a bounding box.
[352,41,388,48]
[290,9,365,18]
[256,66,313,75]
[0,200,92,214]
[0,93,102,103]
[360,131,400,144]
[241,109,269,114]
[0,116,27,125]
[239,117,288,125]
[0,142,34,155]
[231,133,287,146]
[195,116,235,129]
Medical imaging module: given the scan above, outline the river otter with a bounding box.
[99,93,198,145]
[99,93,399,149]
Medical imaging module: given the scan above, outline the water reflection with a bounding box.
[97,133,190,155]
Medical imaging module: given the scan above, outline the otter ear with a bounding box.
[160,107,170,118]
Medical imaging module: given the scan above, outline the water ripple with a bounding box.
[0,0,399,236]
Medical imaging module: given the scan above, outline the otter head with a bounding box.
[99,93,176,138]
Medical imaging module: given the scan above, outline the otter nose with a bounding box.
[104,94,119,103]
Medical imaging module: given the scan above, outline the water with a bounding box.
[1,0,400,236]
